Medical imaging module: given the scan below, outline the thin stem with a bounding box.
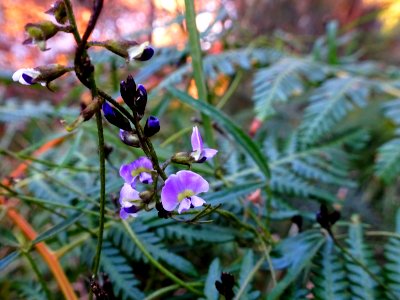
[23,251,53,300]
[98,89,167,180]
[215,208,266,242]
[0,193,102,217]
[63,0,82,43]
[55,221,115,258]
[121,220,202,295]
[143,282,202,300]
[216,71,243,109]
[233,255,265,300]
[332,235,398,300]
[0,148,97,172]
[92,110,106,276]
[160,126,192,148]
[184,0,215,149]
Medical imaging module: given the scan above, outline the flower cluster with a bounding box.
[118,126,217,219]
[118,157,154,219]
[102,74,160,148]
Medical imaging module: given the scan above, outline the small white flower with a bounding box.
[12,68,45,86]
[127,41,154,61]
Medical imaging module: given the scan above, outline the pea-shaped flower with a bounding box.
[161,170,209,214]
[120,157,154,187]
[191,126,218,163]
[119,183,140,219]
[12,68,44,86]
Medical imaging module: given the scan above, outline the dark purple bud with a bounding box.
[155,202,171,219]
[102,102,132,131]
[144,116,160,137]
[135,46,155,61]
[119,130,140,147]
[215,272,235,300]
[120,75,136,110]
[316,204,340,231]
[135,84,147,117]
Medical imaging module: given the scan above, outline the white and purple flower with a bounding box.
[127,41,154,62]
[12,68,45,86]
[119,183,140,219]
[119,157,154,187]
[161,170,209,214]
[190,126,218,163]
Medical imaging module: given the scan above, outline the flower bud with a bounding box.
[120,75,136,110]
[127,41,154,62]
[155,201,171,219]
[45,1,68,24]
[171,152,194,165]
[12,64,71,87]
[24,21,61,51]
[101,40,138,59]
[119,130,140,147]
[102,102,132,131]
[135,84,147,117]
[139,190,154,203]
[144,116,160,137]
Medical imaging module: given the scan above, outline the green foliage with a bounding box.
[311,236,348,300]
[384,210,400,298]
[253,57,326,120]
[3,5,400,300]
[300,77,370,145]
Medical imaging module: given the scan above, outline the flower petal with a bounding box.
[12,68,40,85]
[119,163,134,184]
[119,208,130,219]
[161,174,182,211]
[139,157,153,170]
[139,172,153,184]
[202,148,218,159]
[119,183,140,207]
[178,198,191,214]
[190,195,206,207]
[191,126,203,152]
[176,170,209,195]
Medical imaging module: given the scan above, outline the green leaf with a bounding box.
[167,87,270,178]
[32,211,84,245]
[268,230,324,300]
[0,251,20,270]
[204,258,221,300]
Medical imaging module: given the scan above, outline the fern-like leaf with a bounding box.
[253,57,326,120]
[345,216,380,300]
[300,77,370,145]
[383,209,400,298]
[311,236,348,300]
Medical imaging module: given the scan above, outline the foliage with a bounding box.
[1,2,400,300]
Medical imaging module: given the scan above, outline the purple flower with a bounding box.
[190,126,218,163]
[120,157,154,187]
[161,170,209,214]
[119,183,140,219]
